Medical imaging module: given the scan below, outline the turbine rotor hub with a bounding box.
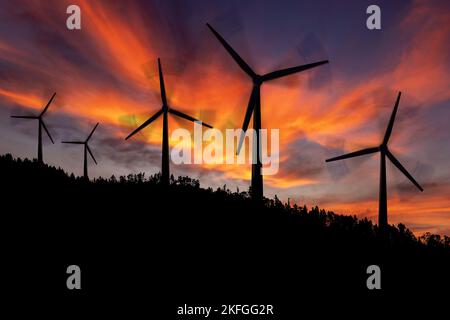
[253,75,262,86]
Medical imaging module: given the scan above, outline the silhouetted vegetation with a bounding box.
[2,153,449,309]
[1,153,447,248]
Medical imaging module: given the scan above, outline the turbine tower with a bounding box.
[11,92,56,164]
[125,58,213,186]
[62,123,99,180]
[207,23,328,201]
[325,92,423,229]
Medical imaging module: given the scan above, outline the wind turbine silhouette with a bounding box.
[125,58,213,186]
[11,92,56,164]
[207,23,328,201]
[62,123,99,180]
[325,92,423,229]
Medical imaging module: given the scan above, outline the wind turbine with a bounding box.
[125,58,213,186]
[206,23,329,201]
[62,123,99,180]
[325,92,423,229]
[11,92,56,164]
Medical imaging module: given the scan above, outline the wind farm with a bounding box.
[1,18,436,237]
[0,0,449,309]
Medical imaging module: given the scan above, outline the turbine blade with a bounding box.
[206,23,256,78]
[158,58,168,106]
[383,91,401,145]
[386,149,423,192]
[61,141,84,144]
[11,115,38,119]
[169,108,213,128]
[125,109,163,140]
[40,92,56,116]
[237,87,257,154]
[325,147,379,162]
[261,60,329,82]
[87,145,97,165]
[86,122,99,142]
[41,120,54,144]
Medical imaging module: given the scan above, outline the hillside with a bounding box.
[1,153,449,314]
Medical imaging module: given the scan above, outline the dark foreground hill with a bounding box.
[1,153,449,315]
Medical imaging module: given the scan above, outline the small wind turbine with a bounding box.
[62,123,99,180]
[11,92,56,164]
[125,58,213,186]
[207,23,328,201]
[325,92,423,229]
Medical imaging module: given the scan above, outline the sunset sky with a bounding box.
[0,0,449,235]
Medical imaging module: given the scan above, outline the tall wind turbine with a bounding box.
[325,92,423,229]
[11,92,56,164]
[125,58,213,186]
[62,123,99,180]
[207,23,329,201]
